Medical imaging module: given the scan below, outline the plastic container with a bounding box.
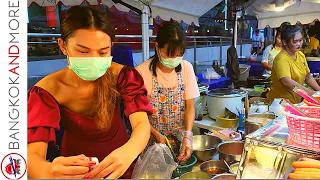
[172,155,197,178]
[239,64,251,81]
[216,115,238,128]
[253,85,265,92]
[281,106,320,149]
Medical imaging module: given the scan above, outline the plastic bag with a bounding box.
[203,68,221,80]
[132,143,178,179]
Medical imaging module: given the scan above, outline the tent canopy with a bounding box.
[28,0,222,26]
[247,0,320,28]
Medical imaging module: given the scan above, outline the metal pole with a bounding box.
[240,39,243,57]
[220,37,222,66]
[193,38,197,73]
[141,3,150,61]
[234,15,238,48]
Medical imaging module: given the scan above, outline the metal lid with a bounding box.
[207,88,247,97]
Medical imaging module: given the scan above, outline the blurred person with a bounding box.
[251,28,264,55]
[261,28,282,77]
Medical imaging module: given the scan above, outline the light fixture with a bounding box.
[275,0,285,12]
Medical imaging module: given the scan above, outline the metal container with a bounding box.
[245,113,276,136]
[218,141,244,164]
[193,135,222,161]
[237,116,320,179]
[179,171,212,179]
[207,88,247,119]
[200,160,229,176]
[212,173,236,179]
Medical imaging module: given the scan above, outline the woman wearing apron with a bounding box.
[136,21,199,161]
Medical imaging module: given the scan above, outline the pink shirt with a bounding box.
[136,59,200,100]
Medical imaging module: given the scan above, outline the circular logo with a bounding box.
[1,153,27,179]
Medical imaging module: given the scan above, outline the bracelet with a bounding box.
[183,136,192,142]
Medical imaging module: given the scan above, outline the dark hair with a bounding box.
[308,27,316,37]
[281,25,303,48]
[273,27,282,48]
[61,6,118,131]
[150,21,186,76]
[61,6,115,42]
[279,22,291,32]
[254,29,260,34]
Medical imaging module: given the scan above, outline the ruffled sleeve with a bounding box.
[28,86,61,144]
[117,66,153,117]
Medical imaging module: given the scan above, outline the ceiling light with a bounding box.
[275,0,285,12]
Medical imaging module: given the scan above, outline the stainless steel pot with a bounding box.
[245,113,276,135]
[193,135,222,161]
[212,173,236,179]
[179,171,212,179]
[217,141,244,164]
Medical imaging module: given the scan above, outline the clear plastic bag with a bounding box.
[132,143,178,179]
[202,68,221,80]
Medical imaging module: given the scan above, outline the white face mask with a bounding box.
[157,49,183,68]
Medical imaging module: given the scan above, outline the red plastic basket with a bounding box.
[281,106,320,149]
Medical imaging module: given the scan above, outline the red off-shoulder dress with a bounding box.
[27,66,153,179]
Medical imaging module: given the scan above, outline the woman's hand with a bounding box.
[178,131,193,161]
[84,147,136,179]
[49,154,94,179]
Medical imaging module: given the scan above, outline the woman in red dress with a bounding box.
[27,6,152,179]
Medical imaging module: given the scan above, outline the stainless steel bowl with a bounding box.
[217,141,244,164]
[212,173,236,179]
[193,135,223,161]
[199,160,229,176]
[179,171,212,179]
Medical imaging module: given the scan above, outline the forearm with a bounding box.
[150,125,160,137]
[281,77,315,95]
[306,74,320,91]
[262,62,272,70]
[184,100,195,132]
[126,113,151,156]
[28,153,52,178]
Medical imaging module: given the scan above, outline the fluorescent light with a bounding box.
[275,6,285,12]
[275,0,285,12]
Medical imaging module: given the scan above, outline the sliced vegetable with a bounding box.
[292,161,320,169]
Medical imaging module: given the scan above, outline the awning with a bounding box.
[247,0,320,28]
[27,0,223,26]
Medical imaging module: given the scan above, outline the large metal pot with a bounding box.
[212,173,236,179]
[245,113,276,136]
[217,141,244,164]
[193,135,222,161]
[207,88,247,119]
[179,171,212,179]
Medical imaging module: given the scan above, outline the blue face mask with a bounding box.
[68,56,113,81]
[157,50,183,68]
